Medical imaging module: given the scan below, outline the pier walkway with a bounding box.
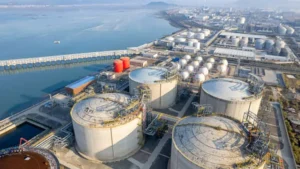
[0,50,139,70]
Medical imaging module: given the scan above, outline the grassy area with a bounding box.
[282,73,300,89]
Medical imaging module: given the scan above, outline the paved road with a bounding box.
[272,103,297,169]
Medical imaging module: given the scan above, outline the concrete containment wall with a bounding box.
[72,116,142,162]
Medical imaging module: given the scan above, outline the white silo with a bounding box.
[186,65,194,73]
[199,67,209,76]
[255,39,265,50]
[166,36,175,41]
[232,37,239,46]
[203,29,211,37]
[219,59,228,66]
[276,40,286,48]
[180,31,188,36]
[176,63,181,70]
[179,59,187,67]
[239,39,248,47]
[205,62,213,70]
[194,42,201,49]
[184,55,192,61]
[71,93,143,162]
[192,60,200,68]
[238,17,246,24]
[278,24,287,35]
[195,33,205,40]
[129,67,178,109]
[193,73,205,83]
[195,56,203,62]
[180,71,190,80]
[188,41,194,47]
[225,35,231,39]
[175,37,186,43]
[217,64,227,74]
[187,32,195,38]
[207,57,215,63]
[286,26,295,35]
[265,39,275,50]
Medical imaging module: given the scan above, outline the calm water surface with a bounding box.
[0,7,178,119]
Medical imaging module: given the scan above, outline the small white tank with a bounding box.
[179,59,187,67]
[194,42,201,49]
[186,65,194,73]
[265,39,275,50]
[255,39,265,50]
[180,71,190,80]
[198,67,209,76]
[203,29,211,36]
[194,73,205,83]
[205,62,213,70]
[232,38,240,47]
[286,26,295,35]
[184,55,192,61]
[166,36,175,41]
[219,59,228,66]
[188,41,194,47]
[192,61,200,68]
[176,63,181,70]
[180,31,188,36]
[175,38,186,43]
[195,56,203,62]
[217,64,227,73]
[276,40,286,48]
[278,24,287,35]
[195,33,205,40]
[187,32,195,38]
[207,58,215,63]
[225,35,231,39]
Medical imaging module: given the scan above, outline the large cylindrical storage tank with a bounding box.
[217,64,227,74]
[179,59,187,67]
[71,93,143,162]
[198,67,209,76]
[185,65,194,73]
[120,57,130,69]
[129,67,178,109]
[170,115,267,169]
[204,62,213,70]
[113,60,123,73]
[192,60,200,68]
[195,56,203,62]
[194,42,201,49]
[187,32,195,38]
[219,59,228,66]
[276,40,286,48]
[265,39,275,50]
[278,24,287,35]
[232,37,239,46]
[272,47,281,56]
[286,26,295,35]
[255,39,265,50]
[184,55,192,61]
[200,78,262,122]
[193,73,205,84]
[180,71,190,81]
[195,33,205,40]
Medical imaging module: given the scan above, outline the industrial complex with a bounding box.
[1,5,300,169]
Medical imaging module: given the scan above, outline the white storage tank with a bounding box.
[239,39,248,47]
[219,59,228,66]
[195,56,203,62]
[217,64,227,74]
[179,59,187,67]
[193,73,205,83]
[171,115,268,169]
[203,29,211,36]
[180,71,190,80]
[255,39,265,50]
[175,37,186,43]
[129,67,178,109]
[232,37,239,46]
[205,62,213,70]
[278,24,287,35]
[199,67,209,75]
[166,36,175,41]
[194,42,201,50]
[286,26,295,35]
[238,17,246,24]
[192,60,200,68]
[200,78,263,122]
[187,32,195,38]
[176,63,181,70]
[188,41,194,47]
[276,40,286,48]
[265,39,275,50]
[195,33,205,40]
[184,55,192,61]
[207,57,215,63]
[71,93,143,162]
[185,65,194,73]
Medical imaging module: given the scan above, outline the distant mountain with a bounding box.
[234,0,300,9]
[146,1,177,8]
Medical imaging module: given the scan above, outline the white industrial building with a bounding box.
[170,115,267,169]
[219,32,267,40]
[200,78,263,122]
[129,67,178,109]
[71,93,143,162]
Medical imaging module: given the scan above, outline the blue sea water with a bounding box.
[0,7,178,120]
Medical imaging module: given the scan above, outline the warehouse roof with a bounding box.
[71,93,131,126]
[129,67,168,84]
[66,76,95,89]
[173,116,255,168]
[220,32,267,39]
[202,78,253,101]
[214,48,256,58]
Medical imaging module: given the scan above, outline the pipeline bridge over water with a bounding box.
[0,50,139,71]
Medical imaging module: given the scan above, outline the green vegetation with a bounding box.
[282,73,300,90]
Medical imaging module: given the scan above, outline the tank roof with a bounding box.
[0,147,59,169]
[129,67,168,84]
[202,78,253,101]
[173,116,257,168]
[71,93,134,127]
